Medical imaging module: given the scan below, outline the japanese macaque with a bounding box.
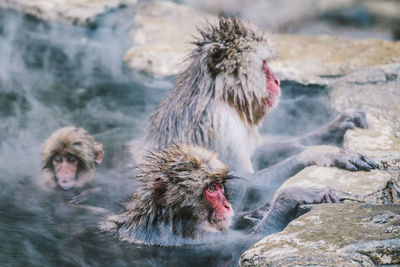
[41,126,104,190]
[132,17,376,185]
[101,144,338,245]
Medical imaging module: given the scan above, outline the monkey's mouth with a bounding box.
[58,179,75,190]
[263,94,279,107]
[211,214,233,231]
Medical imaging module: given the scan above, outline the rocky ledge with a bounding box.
[240,203,400,266]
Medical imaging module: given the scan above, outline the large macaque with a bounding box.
[41,126,104,191]
[132,17,376,189]
[102,144,338,245]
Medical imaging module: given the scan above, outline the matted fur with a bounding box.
[41,126,99,188]
[102,144,232,245]
[138,17,276,172]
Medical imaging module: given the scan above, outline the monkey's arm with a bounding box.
[293,110,368,146]
[251,187,338,236]
[247,145,377,197]
[253,111,369,168]
[69,187,101,204]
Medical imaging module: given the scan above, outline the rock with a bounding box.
[271,35,400,85]
[331,64,400,136]
[0,0,137,26]
[240,203,400,266]
[279,166,399,204]
[124,1,216,76]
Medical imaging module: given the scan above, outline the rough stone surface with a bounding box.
[280,167,399,204]
[271,35,400,85]
[124,1,216,76]
[240,203,400,266]
[0,0,137,26]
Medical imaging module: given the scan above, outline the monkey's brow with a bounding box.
[72,142,82,146]
[225,174,243,181]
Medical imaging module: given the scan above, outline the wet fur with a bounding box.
[101,144,232,245]
[135,17,275,172]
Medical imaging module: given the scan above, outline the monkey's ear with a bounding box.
[94,142,104,164]
[154,178,167,207]
[208,45,225,74]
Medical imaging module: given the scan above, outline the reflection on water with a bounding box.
[0,8,333,267]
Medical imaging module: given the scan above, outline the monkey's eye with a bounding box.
[208,184,216,192]
[53,155,62,163]
[67,155,77,163]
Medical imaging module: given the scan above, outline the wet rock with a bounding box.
[124,1,216,76]
[0,0,137,26]
[279,166,399,204]
[240,203,400,266]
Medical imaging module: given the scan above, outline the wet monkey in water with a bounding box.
[102,144,338,245]
[133,17,377,188]
[41,126,104,191]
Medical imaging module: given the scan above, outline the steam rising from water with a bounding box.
[0,7,333,267]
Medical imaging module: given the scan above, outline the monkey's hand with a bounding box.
[299,110,368,146]
[69,187,101,204]
[252,186,338,235]
[299,145,378,172]
[70,192,89,204]
[280,186,339,205]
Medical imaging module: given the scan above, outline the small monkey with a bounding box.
[41,126,104,190]
[102,144,338,245]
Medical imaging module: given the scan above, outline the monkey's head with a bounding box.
[122,144,234,242]
[190,17,280,126]
[41,126,104,190]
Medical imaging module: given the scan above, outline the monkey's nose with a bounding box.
[275,78,280,86]
[224,202,232,210]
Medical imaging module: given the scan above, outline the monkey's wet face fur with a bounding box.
[103,145,234,245]
[195,17,280,125]
[41,126,103,190]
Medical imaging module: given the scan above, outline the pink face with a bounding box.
[52,154,79,190]
[203,181,234,231]
[262,60,281,108]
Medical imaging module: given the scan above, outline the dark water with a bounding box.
[0,8,334,267]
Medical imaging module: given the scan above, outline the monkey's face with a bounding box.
[203,181,234,231]
[262,59,280,109]
[52,153,79,190]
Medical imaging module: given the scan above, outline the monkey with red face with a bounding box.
[101,144,337,245]
[41,126,104,191]
[132,17,376,194]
